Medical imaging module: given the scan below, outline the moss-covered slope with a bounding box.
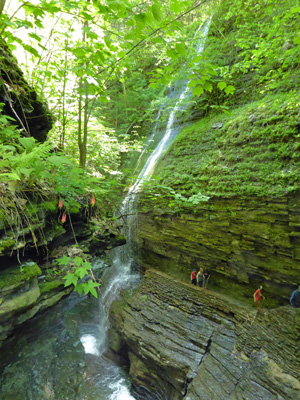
[156,92,300,199]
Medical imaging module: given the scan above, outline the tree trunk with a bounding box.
[0,0,6,18]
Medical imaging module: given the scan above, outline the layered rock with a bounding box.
[109,269,300,400]
[0,261,72,347]
[136,192,300,303]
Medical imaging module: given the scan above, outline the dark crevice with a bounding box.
[183,333,214,398]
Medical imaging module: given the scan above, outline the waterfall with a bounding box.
[101,18,212,304]
[92,18,212,400]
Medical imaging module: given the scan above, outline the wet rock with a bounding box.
[0,293,87,400]
[109,270,300,400]
[0,262,73,346]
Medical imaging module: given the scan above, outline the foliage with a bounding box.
[190,0,300,115]
[141,179,209,213]
[0,0,222,176]
[0,103,120,214]
[58,255,100,298]
[134,0,300,210]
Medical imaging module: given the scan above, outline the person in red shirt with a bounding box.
[253,285,265,309]
[191,270,197,285]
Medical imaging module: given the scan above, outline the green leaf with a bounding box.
[28,33,42,42]
[218,81,227,90]
[57,255,71,266]
[193,86,204,96]
[19,137,36,151]
[74,283,85,295]
[19,167,34,178]
[22,44,40,58]
[290,6,300,13]
[76,267,89,279]
[151,3,162,21]
[166,49,177,59]
[125,19,135,26]
[86,280,100,297]
[63,273,78,287]
[72,48,86,58]
[73,256,84,267]
[170,2,182,13]
[0,172,20,182]
[188,80,198,88]
[203,81,213,92]
[224,85,235,95]
[294,37,300,44]
[47,155,73,166]
[175,43,186,55]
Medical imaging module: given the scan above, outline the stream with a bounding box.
[0,20,211,400]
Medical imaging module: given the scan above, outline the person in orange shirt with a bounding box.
[253,285,265,309]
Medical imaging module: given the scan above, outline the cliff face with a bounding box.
[136,192,300,304]
[109,270,300,400]
[0,40,52,142]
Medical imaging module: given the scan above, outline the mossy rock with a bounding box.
[0,40,53,142]
[0,262,41,292]
[0,239,15,256]
[39,280,64,295]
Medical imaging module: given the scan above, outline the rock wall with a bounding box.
[0,262,72,347]
[136,192,300,303]
[109,269,300,400]
[0,40,52,142]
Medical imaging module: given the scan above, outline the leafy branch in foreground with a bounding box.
[58,255,100,298]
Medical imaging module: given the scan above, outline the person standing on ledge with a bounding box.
[253,285,265,309]
[197,268,204,288]
[290,285,300,308]
[191,269,197,286]
[203,270,210,290]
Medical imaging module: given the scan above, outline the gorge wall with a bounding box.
[136,192,300,305]
[109,269,300,400]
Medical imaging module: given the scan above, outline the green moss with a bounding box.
[39,279,64,294]
[149,92,300,205]
[0,239,15,255]
[0,262,41,291]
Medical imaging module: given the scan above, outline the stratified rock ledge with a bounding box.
[109,269,300,400]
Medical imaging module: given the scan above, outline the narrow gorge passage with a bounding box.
[1,1,300,399]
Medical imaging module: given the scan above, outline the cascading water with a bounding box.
[90,17,213,400]
[0,19,211,400]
